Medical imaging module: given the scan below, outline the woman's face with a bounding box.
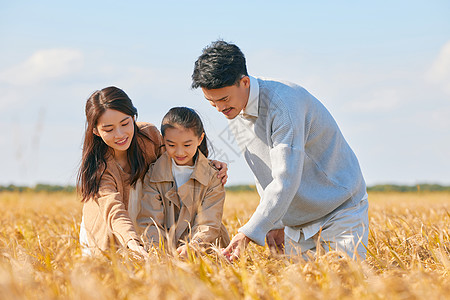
[95,109,134,158]
[163,126,204,166]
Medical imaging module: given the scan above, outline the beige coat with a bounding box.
[82,122,162,255]
[134,151,230,250]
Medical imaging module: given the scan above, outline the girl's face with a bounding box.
[163,126,204,166]
[94,109,135,158]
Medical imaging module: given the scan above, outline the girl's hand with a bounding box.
[177,241,201,259]
[211,160,228,185]
[127,239,149,258]
[177,245,188,258]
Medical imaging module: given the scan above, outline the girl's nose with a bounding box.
[175,147,184,155]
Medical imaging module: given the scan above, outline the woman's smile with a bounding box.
[115,137,129,146]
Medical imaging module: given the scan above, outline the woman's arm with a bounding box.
[95,171,141,247]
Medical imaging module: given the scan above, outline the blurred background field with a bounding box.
[0,190,449,299]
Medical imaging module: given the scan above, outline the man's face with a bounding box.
[201,76,250,119]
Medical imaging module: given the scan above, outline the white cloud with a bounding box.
[426,41,450,94]
[0,49,83,86]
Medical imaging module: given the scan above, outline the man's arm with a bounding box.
[239,99,305,245]
[223,103,306,260]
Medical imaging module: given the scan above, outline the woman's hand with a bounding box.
[127,239,149,258]
[211,160,228,185]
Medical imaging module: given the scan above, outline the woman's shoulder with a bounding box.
[137,122,161,139]
[97,160,123,194]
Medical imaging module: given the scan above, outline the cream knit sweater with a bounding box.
[228,76,367,246]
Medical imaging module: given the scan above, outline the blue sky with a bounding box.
[1,1,449,186]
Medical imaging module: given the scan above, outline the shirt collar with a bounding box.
[149,151,211,186]
[241,75,259,118]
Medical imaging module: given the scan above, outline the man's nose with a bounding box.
[215,102,225,112]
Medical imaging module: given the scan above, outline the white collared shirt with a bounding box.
[284,192,369,242]
[240,75,260,118]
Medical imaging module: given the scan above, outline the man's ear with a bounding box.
[241,75,251,88]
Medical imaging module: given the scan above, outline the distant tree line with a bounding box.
[0,184,76,193]
[367,184,450,192]
[1,183,450,193]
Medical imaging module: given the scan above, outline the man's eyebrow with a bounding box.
[205,95,228,102]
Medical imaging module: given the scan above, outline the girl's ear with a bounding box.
[93,127,99,136]
[198,132,205,146]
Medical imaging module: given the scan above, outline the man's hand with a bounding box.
[221,232,250,261]
[266,228,285,254]
[210,160,228,185]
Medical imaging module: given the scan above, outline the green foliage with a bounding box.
[0,184,31,192]
[225,185,257,192]
[0,184,75,193]
[367,184,450,192]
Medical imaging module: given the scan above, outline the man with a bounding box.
[191,40,369,260]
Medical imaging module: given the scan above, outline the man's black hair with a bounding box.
[191,40,248,90]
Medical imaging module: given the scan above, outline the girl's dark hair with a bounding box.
[77,86,150,202]
[191,40,248,90]
[161,107,208,158]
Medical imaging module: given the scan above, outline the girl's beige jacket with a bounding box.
[133,151,230,250]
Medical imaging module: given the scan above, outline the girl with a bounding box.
[78,87,229,256]
[134,107,230,256]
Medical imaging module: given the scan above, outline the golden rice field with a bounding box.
[0,190,449,299]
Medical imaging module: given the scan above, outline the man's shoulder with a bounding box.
[256,77,313,112]
[255,76,304,91]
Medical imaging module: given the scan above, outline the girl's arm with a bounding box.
[136,172,166,247]
[190,173,226,246]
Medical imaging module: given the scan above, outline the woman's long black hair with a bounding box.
[77,86,151,202]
